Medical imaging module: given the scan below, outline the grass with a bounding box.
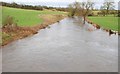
[88,16,119,31]
[2,7,67,46]
[2,7,67,27]
[0,7,2,24]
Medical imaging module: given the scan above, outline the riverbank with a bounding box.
[2,14,67,46]
[85,17,119,35]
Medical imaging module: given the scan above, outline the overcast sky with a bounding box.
[0,0,119,9]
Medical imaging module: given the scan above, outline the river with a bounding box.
[2,17,118,72]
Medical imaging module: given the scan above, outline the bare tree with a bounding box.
[80,1,94,24]
[101,0,115,15]
[68,2,81,17]
[68,4,75,17]
[68,0,94,24]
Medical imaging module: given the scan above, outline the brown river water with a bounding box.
[2,17,118,72]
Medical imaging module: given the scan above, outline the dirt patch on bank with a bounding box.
[2,14,67,46]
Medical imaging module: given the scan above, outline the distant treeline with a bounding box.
[119,10,120,17]
[1,2,68,12]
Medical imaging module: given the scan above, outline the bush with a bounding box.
[88,14,93,16]
[3,16,17,28]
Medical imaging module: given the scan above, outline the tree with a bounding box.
[68,1,94,24]
[68,2,80,17]
[119,1,120,17]
[101,0,115,15]
[100,6,107,16]
[80,1,94,24]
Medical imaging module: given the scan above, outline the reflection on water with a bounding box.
[2,17,118,72]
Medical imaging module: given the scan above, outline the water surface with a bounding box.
[2,17,118,72]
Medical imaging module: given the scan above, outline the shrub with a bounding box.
[3,16,17,28]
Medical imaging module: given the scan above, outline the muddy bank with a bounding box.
[2,14,67,46]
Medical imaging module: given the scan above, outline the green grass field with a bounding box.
[88,16,119,31]
[2,7,66,27]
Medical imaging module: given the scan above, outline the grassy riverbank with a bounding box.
[2,7,67,26]
[2,7,67,46]
[88,16,119,31]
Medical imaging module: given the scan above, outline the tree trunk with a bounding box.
[83,16,86,24]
